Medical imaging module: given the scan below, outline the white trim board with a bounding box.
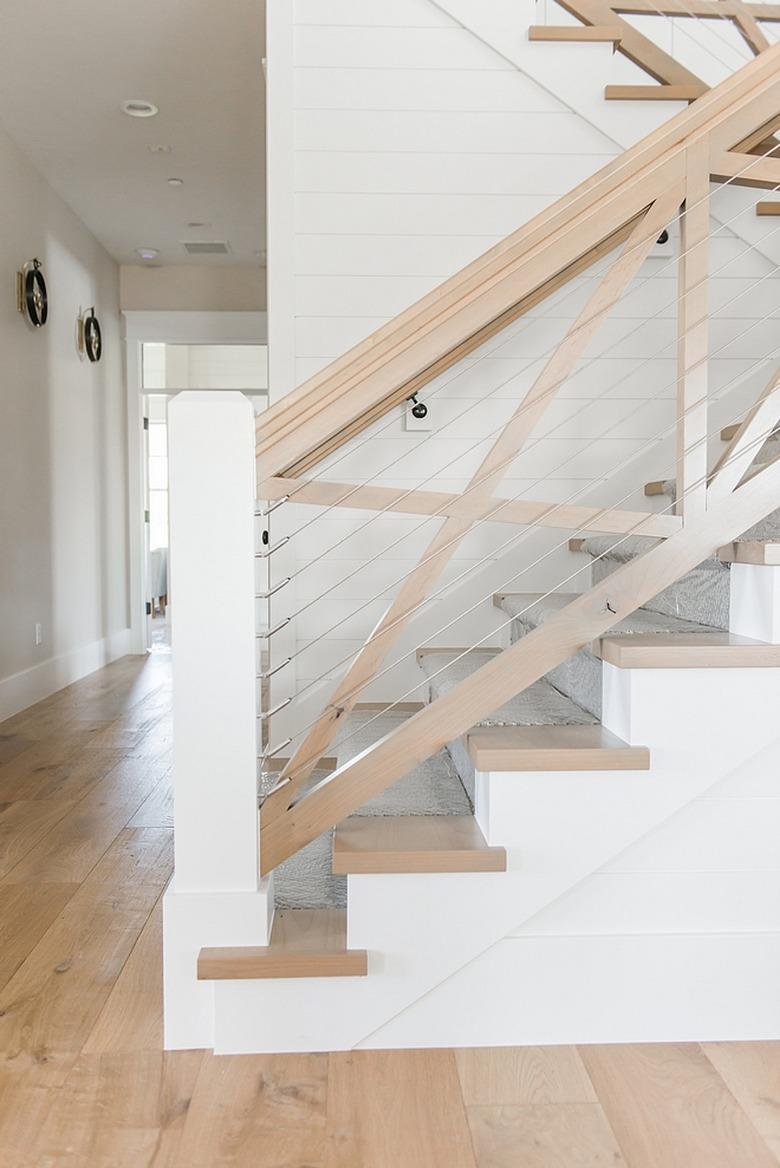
[359,931,780,1049]
[122,311,267,345]
[0,628,137,723]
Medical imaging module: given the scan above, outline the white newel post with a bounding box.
[163,392,273,1051]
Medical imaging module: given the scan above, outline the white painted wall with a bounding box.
[120,264,266,313]
[0,120,131,719]
[264,0,780,738]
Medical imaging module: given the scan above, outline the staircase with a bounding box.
[163,13,780,1054]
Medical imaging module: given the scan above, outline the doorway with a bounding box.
[137,340,269,652]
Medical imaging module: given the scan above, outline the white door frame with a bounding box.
[123,311,268,652]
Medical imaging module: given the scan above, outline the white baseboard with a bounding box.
[0,628,138,722]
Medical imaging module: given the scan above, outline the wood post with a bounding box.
[676,139,710,522]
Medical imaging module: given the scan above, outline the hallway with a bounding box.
[0,654,778,1166]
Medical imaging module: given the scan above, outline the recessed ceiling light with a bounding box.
[148,144,172,154]
[136,247,160,260]
[121,99,158,118]
[167,177,184,187]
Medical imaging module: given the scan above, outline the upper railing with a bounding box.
[255,46,780,874]
[554,0,780,90]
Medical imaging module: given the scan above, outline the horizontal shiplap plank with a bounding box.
[295,0,458,26]
[292,556,486,600]
[513,871,780,936]
[294,192,554,236]
[294,274,442,316]
[319,434,646,480]
[294,150,613,194]
[603,798,780,873]
[294,232,502,276]
[294,108,616,153]
[294,25,510,70]
[378,933,780,1047]
[295,66,563,112]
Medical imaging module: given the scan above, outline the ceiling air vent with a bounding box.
[182,241,230,255]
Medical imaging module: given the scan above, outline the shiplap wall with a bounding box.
[266,0,780,723]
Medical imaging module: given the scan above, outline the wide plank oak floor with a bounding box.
[0,645,778,1167]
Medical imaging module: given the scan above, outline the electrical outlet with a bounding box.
[34,622,43,646]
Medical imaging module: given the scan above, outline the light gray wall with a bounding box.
[0,120,130,717]
[120,265,267,312]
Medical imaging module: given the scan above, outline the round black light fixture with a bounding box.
[18,258,48,328]
[656,230,670,246]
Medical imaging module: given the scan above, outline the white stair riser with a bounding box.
[474,664,780,851]
[730,563,780,643]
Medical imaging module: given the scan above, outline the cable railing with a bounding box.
[268,380,780,787]
[253,42,780,870]
[256,229,780,713]
[272,162,780,629]
[257,152,780,701]
[258,322,780,780]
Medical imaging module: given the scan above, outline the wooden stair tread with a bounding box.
[417,645,500,664]
[605,84,705,102]
[719,541,780,566]
[197,909,367,980]
[597,631,780,668]
[466,724,649,771]
[529,24,623,42]
[756,201,780,216]
[333,815,506,874]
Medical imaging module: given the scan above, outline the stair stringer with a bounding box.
[431,0,780,269]
[210,662,780,1053]
[356,730,780,1048]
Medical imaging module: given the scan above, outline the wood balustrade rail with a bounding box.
[257,49,780,874]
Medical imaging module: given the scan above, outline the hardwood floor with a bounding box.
[0,647,779,1166]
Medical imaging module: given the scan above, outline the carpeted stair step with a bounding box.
[197,908,367,981]
[570,536,730,629]
[332,814,506,874]
[270,708,472,911]
[416,646,597,797]
[493,592,721,715]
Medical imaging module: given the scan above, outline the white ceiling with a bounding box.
[0,0,266,266]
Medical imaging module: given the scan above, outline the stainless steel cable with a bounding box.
[271,330,780,758]
[267,138,780,569]
[282,389,780,783]
[272,189,780,660]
